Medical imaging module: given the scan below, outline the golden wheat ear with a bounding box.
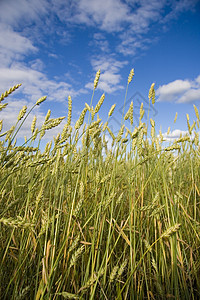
[0,84,22,102]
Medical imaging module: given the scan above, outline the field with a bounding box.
[0,70,200,299]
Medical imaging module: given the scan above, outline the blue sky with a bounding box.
[0,0,200,145]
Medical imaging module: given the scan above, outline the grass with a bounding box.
[0,70,200,299]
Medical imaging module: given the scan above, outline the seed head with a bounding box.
[36,96,47,106]
[45,109,51,123]
[67,95,72,126]
[0,84,22,102]
[0,103,8,111]
[108,104,116,117]
[0,120,3,132]
[94,93,105,113]
[128,68,134,84]
[31,116,37,134]
[148,83,155,104]
[174,112,178,123]
[75,107,87,130]
[193,104,200,121]
[17,106,27,121]
[94,69,100,90]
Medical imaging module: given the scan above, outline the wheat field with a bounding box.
[0,70,200,299]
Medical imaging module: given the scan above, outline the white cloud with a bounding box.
[156,80,191,101]
[49,0,200,58]
[53,0,200,58]
[195,75,200,85]
[178,89,200,103]
[156,76,200,103]
[78,0,130,32]
[48,53,59,59]
[1,0,199,61]
[0,0,48,27]
[52,0,130,32]
[0,24,37,67]
[85,56,128,93]
[0,66,78,103]
[30,59,45,71]
[162,129,195,142]
[163,129,188,139]
[117,34,151,56]
[91,33,110,52]
[160,0,199,24]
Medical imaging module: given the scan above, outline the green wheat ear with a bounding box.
[161,223,181,239]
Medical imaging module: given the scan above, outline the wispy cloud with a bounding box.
[91,33,110,53]
[1,0,199,61]
[0,66,77,103]
[0,0,48,27]
[85,56,128,93]
[52,0,130,32]
[0,24,37,67]
[156,75,200,103]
